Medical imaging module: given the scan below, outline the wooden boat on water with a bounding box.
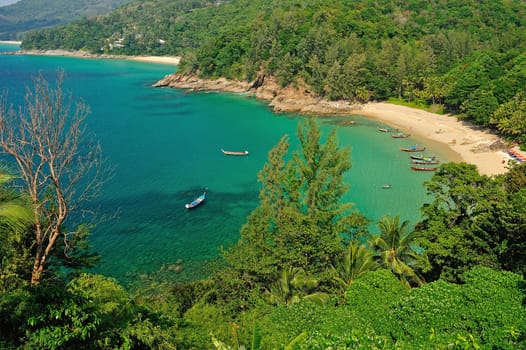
[410,154,436,161]
[411,159,439,165]
[411,166,437,171]
[391,132,410,138]
[221,149,249,156]
[185,192,206,209]
[378,127,392,133]
[401,145,426,152]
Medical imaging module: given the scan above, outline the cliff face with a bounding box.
[153,73,361,116]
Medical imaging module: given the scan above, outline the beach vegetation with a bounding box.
[331,241,378,291]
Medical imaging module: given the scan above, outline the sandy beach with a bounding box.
[0,40,22,44]
[356,102,516,176]
[126,55,180,65]
[8,48,181,66]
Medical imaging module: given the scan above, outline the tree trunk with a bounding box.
[31,260,43,285]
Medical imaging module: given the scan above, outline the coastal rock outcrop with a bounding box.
[153,74,251,93]
[153,73,361,116]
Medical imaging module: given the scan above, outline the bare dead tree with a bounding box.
[0,71,109,285]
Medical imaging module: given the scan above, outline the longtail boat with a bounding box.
[410,154,436,161]
[410,166,437,171]
[185,192,206,209]
[221,149,249,156]
[401,145,426,152]
[391,132,410,138]
[411,159,439,165]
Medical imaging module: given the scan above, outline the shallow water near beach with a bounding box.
[1,44,451,286]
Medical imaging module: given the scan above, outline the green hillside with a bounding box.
[0,0,132,40]
[21,0,526,146]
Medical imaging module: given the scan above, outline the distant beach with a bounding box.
[126,55,180,65]
[10,48,181,66]
[0,40,22,44]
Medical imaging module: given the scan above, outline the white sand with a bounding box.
[356,102,512,176]
[14,49,181,66]
[0,40,22,44]
[126,56,181,66]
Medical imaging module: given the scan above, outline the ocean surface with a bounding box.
[0,44,451,286]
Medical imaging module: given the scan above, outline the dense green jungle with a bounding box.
[21,0,526,147]
[2,0,526,348]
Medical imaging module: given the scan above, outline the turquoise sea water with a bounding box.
[0,45,451,286]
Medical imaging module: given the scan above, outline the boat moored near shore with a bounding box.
[410,165,437,171]
[221,149,249,156]
[401,145,426,152]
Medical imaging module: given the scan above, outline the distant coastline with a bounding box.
[0,40,22,44]
[4,48,181,66]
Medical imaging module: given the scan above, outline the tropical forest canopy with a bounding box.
[21,0,526,146]
[2,1,526,348]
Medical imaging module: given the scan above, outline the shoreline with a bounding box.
[354,103,511,176]
[3,47,517,175]
[0,40,22,44]
[155,73,516,176]
[5,48,181,66]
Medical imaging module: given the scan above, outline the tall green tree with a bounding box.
[223,118,367,288]
[415,162,503,282]
[490,91,526,142]
[477,163,526,275]
[369,215,424,287]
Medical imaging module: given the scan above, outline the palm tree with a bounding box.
[0,171,35,290]
[332,242,378,290]
[369,215,423,287]
[211,323,306,350]
[266,267,329,306]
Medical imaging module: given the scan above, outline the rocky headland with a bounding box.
[152,73,361,115]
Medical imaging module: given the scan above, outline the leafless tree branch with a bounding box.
[0,71,112,285]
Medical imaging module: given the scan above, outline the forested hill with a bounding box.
[0,0,133,40]
[22,0,526,146]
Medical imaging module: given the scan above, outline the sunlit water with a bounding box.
[0,44,452,286]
